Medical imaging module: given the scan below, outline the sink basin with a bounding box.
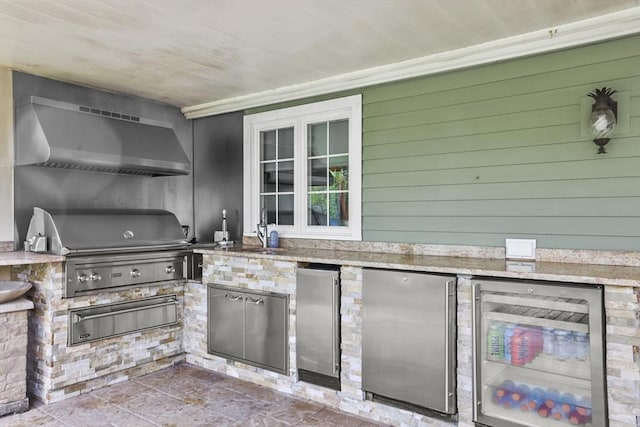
[0,281,32,303]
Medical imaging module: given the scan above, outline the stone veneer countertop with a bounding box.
[0,251,65,266]
[196,245,640,288]
[0,297,34,314]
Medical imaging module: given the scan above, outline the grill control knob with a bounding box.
[90,273,102,282]
[165,265,176,274]
[130,269,141,278]
[78,274,89,283]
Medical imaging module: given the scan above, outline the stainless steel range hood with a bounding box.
[15,97,191,176]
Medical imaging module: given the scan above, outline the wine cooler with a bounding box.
[472,278,607,427]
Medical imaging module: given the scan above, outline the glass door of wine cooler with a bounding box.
[472,278,606,427]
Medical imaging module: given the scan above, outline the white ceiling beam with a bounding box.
[181,6,640,120]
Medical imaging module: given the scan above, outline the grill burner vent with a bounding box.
[36,161,161,176]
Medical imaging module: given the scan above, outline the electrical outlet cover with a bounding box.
[505,239,536,260]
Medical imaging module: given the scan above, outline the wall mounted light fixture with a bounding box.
[587,87,617,154]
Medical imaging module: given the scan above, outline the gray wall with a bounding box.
[193,112,244,243]
[13,72,193,244]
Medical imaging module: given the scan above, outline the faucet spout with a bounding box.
[257,208,268,248]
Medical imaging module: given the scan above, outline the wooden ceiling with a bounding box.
[0,0,639,116]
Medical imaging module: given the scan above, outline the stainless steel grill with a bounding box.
[26,207,189,297]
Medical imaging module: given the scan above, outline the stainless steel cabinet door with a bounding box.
[245,293,287,372]
[208,287,244,360]
[296,268,340,377]
[362,269,456,414]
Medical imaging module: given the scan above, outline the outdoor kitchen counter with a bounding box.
[195,245,640,288]
[0,251,64,266]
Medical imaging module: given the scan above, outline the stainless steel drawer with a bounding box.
[69,295,178,345]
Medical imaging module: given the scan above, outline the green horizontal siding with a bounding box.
[243,35,640,251]
[363,177,640,202]
[363,36,640,103]
[363,198,640,218]
[361,34,640,250]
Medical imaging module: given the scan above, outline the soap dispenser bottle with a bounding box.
[268,226,279,248]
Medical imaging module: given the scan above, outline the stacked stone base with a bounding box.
[185,255,467,426]
[0,299,33,416]
[0,398,28,416]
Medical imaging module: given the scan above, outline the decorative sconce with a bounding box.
[587,87,617,154]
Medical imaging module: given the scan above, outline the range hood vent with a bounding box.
[15,97,191,177]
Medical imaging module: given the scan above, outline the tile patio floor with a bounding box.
[1,364,388,427]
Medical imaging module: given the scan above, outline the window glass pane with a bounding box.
[308,193,327,226]
[261,195,276,224]
[308,123,327,157]
[329,119,348,155]
[261,130,276,161]
[329,193,348,226]
[261,163,276,193]
[329,156,348,191]
[278,161,294,193]
[278,127,294,159]
[278,194,294,225]
[308,158,327,191]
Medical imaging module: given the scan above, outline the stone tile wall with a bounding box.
[455,276,474,427]
[604,286,640,427]
[14,262,185,404]
[0,308,30,415]
[186,255,460,426]
[188,254,637,427]
[184,254,299,392]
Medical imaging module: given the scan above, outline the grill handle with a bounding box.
[73,298,177,322]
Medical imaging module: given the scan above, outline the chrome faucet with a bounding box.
[257,208,268,248]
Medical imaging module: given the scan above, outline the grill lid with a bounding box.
[26,207,187,256]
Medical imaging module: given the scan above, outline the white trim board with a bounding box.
[182,7,640,119]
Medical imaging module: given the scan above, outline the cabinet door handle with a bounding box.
[246,297,264,305]
[332,276,339,374]
[225,294,243,302]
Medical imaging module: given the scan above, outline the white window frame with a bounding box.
[243,95,362,241]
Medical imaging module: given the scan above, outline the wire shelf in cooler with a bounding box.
[481,293,588,314]
[483,311,588,334]
[480,394,593,427]
[483,352,591,382]
[484,364,592,401]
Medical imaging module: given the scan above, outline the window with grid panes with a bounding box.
[243,95,361,240]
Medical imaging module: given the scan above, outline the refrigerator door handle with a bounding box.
[332,276,339,374]
[471,282,480,421]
